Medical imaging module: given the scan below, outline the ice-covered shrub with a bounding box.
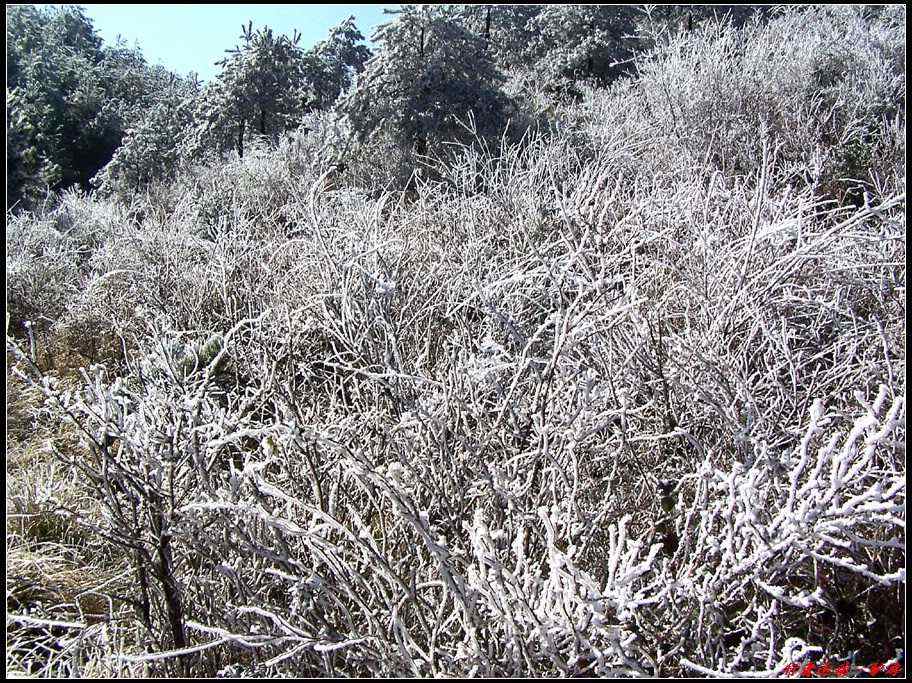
[171,132,332,240]
[6,214,80,335]
[6,5,905,677]
[6,188,124,342]
[9,273,904,676]
[586,5,905,204]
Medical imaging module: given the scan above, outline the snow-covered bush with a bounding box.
[6,5,905,677]
[584,5,905,204]
[8,126,904,673]
[7,215,80,335]
[6,189,123,338]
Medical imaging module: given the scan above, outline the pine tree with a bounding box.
[339,5,512,157]
[192,22,309,159]
[92,74,200,195]
[6,5,186,210]
[302,16,372,111]
[524,5,640,90]
[451,5,544,71]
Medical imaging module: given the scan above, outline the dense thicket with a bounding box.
[9,4,783,205]
[6,5,189,209]
[6,4,906,679]
[6,8,371,204]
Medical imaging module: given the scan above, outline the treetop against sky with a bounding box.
[80,3,399,81]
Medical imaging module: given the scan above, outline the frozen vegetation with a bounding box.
[5,4,906,677]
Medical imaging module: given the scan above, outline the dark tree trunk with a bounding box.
[237,118,244,158]
[133,549,153,634]
[484,6,492,46]
[416,134,427,160]
[157,532,186,653]
[151,505,188,675]
[680,12,693,33]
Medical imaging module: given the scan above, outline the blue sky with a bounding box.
[81,4,401,82]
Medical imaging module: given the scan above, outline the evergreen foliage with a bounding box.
[185,18,370,163]
[6,5,180,209]
[91,76,201,197]
[339,5,513,157]
[525,5,640,88]
[450,5,544,69]
[302,16,372,111]
[188,22,309,160]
